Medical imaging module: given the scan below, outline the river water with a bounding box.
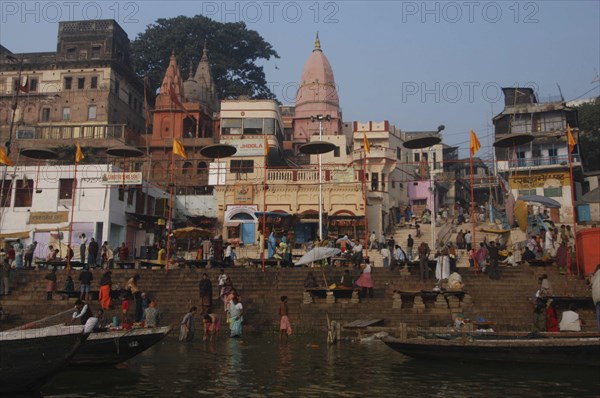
[43,334,600,397]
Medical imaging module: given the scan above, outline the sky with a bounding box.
[1,1,599,160]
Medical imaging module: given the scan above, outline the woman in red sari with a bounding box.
[546,299,559,332]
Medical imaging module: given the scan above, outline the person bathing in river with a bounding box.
[228,294,244,338]
[279,296,292,341]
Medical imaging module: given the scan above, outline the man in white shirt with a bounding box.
[380,246,391,268]
[559,304,582,332]
[83,309,104,333]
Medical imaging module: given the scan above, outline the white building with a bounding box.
[0,164,167,260]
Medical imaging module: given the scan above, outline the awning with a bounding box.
[126,212,163,224]
[255,211,292,217]
[0,231,31,239]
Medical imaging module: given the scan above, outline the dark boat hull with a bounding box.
[71,326,171,366]
[383,337,600,367]
[0,325,86,393]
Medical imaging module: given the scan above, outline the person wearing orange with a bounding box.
[99,271,112,310]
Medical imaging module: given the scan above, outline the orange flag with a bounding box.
[264,135,270,157]
[0,147,14,166]
[567,125,576,153]
[469,129,481,156]
[363,132,370,153]
[75,143,84,163]
[173,138,187,159]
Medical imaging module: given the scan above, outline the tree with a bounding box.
[131,15,279,100]
[575,97,600,172]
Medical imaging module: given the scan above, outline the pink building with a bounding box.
[407,180,435,216]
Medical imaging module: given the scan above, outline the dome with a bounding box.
[295,34,339,109]
[183,79,200,102]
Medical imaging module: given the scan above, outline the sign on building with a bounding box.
[220,138,266,157]
[101,172,143,185]
[234,184,253,204]
[28,211,69,224]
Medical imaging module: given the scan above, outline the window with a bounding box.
[14,179,33,207]
[118,187,125,201]
[77,78,85,90]
[230,160,254,176]
[59,179,74,200]
[263,118,275,135]
[518,189,536,196]
[127,188,134,206]
[91,45,101,58]
[62,107,71,121]
[41,107,51,122]
[91,76,98,89]
[243,118,262,135]
[1,182,12,207]
[371,172,378,191]
[88,105,97,120]
[64,77,72,90]
[414,153,420,162]
[182,162,192,175]
[29,78,38,92]
[334,147,340,157]
[66,47,76,59]
[432,152,437,169]
[548,148,558,165]
[544,187,562,197]
[221,118,242,135]
[396,147,401,160]
[197,161,207,175]
[517,151,527,167]
[381,173,386,191]
[114,80,120,95]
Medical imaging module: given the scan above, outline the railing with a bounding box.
[16,124,125,140]
[351,147,397,162]
[266,167,356,184]
[508,154,580,169]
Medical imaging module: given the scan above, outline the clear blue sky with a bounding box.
[2,1,599,160]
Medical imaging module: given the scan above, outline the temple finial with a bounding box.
[314,32,321,51]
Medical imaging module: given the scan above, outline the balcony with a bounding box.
[497,154,580,172]
[266,167,356,185]
[351,147,397,162]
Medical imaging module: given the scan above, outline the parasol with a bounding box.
[514,200,529,233]
[295,247,341,266]
[582,187,600,204]
[171,227,212,239]
[517,195,561,209]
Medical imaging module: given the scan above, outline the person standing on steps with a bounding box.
[126,274,143,322]
[79,267,93,302]
[418,242,431,281]
[369,231,377,250]
[199,273,213,315]
[45,267,57,300]
[87,238,99,268]
[79,233,87,265]
[407,234,414,261]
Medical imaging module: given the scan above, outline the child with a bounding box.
[121,297,130,327]
[468,249,475,269]
[279,296,292,341]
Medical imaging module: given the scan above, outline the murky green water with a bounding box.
[43,334,600,397]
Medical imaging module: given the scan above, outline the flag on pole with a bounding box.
[264,135,270,157]
[363,132,370,154]
[75,143,84,163]
[469,129,481,156]
[173,138,187,159]
[19,75,29,93]
[0,147,14,166]
[567,124,576,153]
[168,82,194,120]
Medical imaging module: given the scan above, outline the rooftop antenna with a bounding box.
[556,83,565,102]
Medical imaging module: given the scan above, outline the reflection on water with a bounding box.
[43,335,600,397]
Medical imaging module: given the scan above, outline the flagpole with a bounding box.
[166,147,175,272]
[67,161,78,272]
[262,137,268,272]
[363,149,369,258]
[567,127,579,275]
[470,151,476,258]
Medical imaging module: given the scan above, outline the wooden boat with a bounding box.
[71,325,172,366]
[0,325,86,393]
[383,335,600,366]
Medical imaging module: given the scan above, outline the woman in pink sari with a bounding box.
[474,243,488,272]
[356,261,373,300]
